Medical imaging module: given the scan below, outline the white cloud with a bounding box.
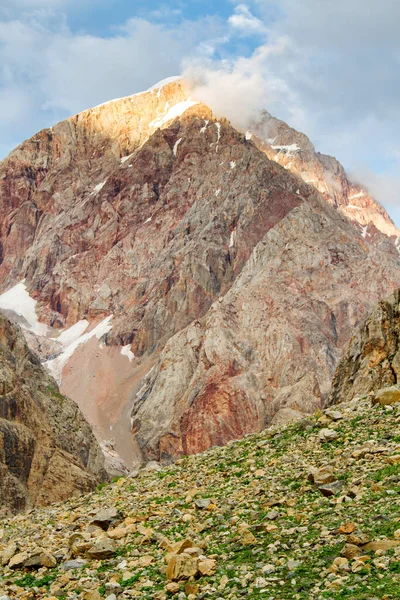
[228,4,267,36]
[0,13,226,157]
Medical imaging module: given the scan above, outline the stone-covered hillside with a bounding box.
[1,394,400,599]
[0,314,107,516]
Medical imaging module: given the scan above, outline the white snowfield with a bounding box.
[0,281,136,382]
[91,76,182,110]
[121,344,135,362]
[149,99,199,129]
[0,281,48,336]
[45,316,113,383]
[91,180,107,195]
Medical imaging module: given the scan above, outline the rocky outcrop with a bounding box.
[0,314,107,516]
[1,78,400,463]
[328,289,400,406]
[249,110,400,242]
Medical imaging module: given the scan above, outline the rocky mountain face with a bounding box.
[0,314,107,516]
[1,78,400,464]
[328,289,400,406]
[249,111,400,243]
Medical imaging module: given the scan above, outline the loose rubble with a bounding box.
[1,396,400,599]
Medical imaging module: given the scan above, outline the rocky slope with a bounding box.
[1,78,400,464]
[0,314,107,516]
[1,395,400,600]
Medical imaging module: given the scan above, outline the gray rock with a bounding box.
[91,508,122,530]
[319,428,339,442]
[194,498,211,510]
[318,481,343,497]
[60,559,87,571]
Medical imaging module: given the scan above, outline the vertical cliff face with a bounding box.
[328,290,400,406]
[0,314,107,516]
[0,77,400,465]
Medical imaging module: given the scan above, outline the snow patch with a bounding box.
[0,281,48,336]
[173,138,182,156]
[149,99,199,129]
[360,225,368,239]
[215,123,221,151]
[146,76,182,94]
[229,229,236,248]
[121,344,135,362]
[347,204,362,210]
[200,120,209,134]
[215,189,221,197]
[144,216,152,224]
[349,190,365,200]
[46,316,113,383]
[395,237,400,255]
[91,180,107,195]
[230,161,236,169]
[91,76,182,110]
[245,131,252,140]
[120,154,133,164]
[271,143,300,156]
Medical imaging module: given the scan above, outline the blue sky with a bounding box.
[1,0,399,223]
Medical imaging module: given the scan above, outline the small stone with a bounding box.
[324,409,344,421]
[318,481,343,496]
[266,510,279,520]
[87,536,116,559]
[1,542,18,566]
[372,386,400,406]
[319,428,339,442]
[351,559,369,573]
[337,522,356,534]
[166,582,180,594]
[287,559,301,570]
[60,559,87,570]
[23,550,57,568]
[8,551,29,569]
[197,558,216,576]
[185,583,199,595]
[262,564,276,575]
[241,530,257,545]
[108,527,128,539]
[342,544,362,559]
[329,557,349,573]
[166,554,198,581]
[91,508,122,530]
[308,466,336,486]
[142,461,162,472]
[347,531,371,546]
[194,498,211,510]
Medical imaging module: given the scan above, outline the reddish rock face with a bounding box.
[0,79,400,464]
